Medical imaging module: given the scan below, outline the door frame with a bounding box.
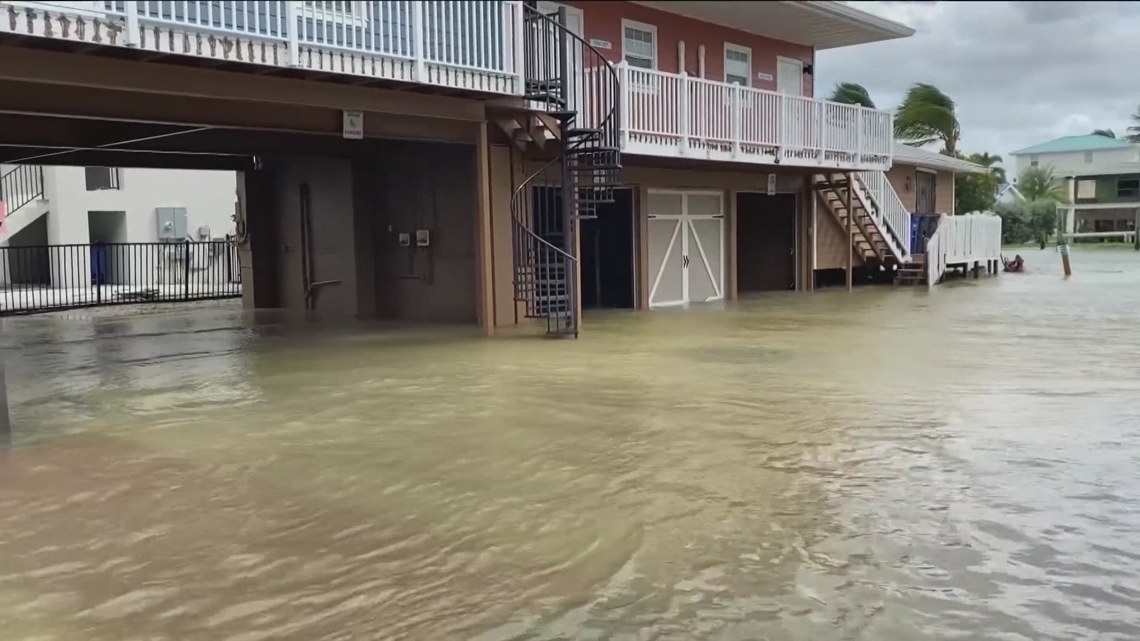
[645,189,726,308]
[776,56,804,97]
[735,190,800,292]
[915,167,937,213]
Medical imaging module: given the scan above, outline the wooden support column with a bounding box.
[845,171,854,291]
[474,122,495,336]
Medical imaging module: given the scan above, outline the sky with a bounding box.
[815,1,1140,164]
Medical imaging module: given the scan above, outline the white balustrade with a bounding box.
[925,213,1003,286]
[3,1,524,95]
[613,64,893,170]
[857,170,911,261]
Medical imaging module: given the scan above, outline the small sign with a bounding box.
[767,173,777,196]
[756,72,774,82]
[342,110,364,140]
[589,38,612,50]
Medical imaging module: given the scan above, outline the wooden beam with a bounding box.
[846,172,854,291]
[474,121,496,336]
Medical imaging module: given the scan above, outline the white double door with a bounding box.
[647,191,725,308]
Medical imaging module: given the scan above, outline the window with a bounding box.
[723,43,751,86]
[622,20,656,69]
[1077,180,1096,199]
[1117,178,1139,199]
[1084,151,1094,163]
[85,167,121,191]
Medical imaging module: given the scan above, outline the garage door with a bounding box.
[647,190,724,308]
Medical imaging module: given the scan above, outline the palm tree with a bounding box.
[1093,128,1116,138]
[894,83,961,156]
[966,151,1006,185]
[1018,165,1066,202]
[827,82,876,108]
[1128,105,1140,143]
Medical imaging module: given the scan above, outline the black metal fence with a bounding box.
[0,240,242,315]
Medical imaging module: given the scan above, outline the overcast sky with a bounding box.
[816,1,1140,164]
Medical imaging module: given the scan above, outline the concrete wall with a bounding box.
[43,166,236,245]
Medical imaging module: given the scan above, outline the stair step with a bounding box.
[565,127,602,139]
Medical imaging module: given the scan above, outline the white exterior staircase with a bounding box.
[0,164,49,243]
[813,170,912,269]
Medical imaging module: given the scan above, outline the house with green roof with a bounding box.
[1011,134,1140,239]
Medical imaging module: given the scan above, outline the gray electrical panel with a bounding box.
[156,207,188,241]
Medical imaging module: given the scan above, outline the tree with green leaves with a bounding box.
[894,83,961,156]
[1093,128,1116,138]
[1017,165,1067,203]
[827,82,876,108]
[1128,105,1140,143]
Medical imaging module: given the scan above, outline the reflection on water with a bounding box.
[3,248,1140,640]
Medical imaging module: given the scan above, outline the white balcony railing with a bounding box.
[857,170,911,261]
[613,64,894,171]
[0,1,525,96]
[925,213,1003,286]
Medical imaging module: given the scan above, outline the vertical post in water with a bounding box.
[556,6,577,334]
[183,242,191,300]
[1060,242,1072,278]
[0,332,10,449]
[1134,206,1139,251]
[845,172,854,291]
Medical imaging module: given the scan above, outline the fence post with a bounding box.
[678,71,690,155]
[183,242,191,300]
[731,84,741,158]
[286,1,301,67]
[617,61,630,149]
[411,1,427,82]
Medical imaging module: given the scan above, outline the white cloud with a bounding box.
[816,1,1140,163]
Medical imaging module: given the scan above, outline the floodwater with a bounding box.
[2,247,1140,640]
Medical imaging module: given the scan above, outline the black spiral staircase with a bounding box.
[509,2,622,337]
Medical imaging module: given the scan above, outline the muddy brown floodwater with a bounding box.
[2,247,1140,640]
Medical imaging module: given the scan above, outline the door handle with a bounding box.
[683,255,689,267]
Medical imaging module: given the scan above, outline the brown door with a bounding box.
[915,171,937,213]
[736,193,797,292]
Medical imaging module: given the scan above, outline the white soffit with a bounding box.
[629,1,915,50]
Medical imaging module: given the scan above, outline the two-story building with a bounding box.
[0,1,996,334]
[1011,135,1140,237]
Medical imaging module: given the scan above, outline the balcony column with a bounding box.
[617,62,630,149]
[124,0,140,47]
[730,84,741,158]
[411,1,427,82]
[286,1,300,67]
[679,72,690,155]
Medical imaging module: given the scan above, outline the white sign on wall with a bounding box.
[342,110,364,140]
[756,72,774,82]
[767,173,777,196]
[589,38,612,50]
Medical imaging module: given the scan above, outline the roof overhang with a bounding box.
[892,143,988,174]
[629,1,915,50]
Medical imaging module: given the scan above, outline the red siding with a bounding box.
[562,1,814,96]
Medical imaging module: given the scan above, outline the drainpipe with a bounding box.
[298,183,340,312]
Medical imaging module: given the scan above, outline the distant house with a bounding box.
[1009,135,1140,236]
[1009,134,1140,179]
[997,183,1026,205]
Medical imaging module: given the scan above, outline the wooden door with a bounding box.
[916,171,937,213]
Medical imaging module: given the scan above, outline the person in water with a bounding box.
[1003,254,1024,272]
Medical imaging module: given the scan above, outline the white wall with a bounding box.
[44,166,237,244]
[1012,146,1140,179]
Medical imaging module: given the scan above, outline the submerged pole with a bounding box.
[0,348,9,450]
[1060,242,1072,278]
[845,172,853,291]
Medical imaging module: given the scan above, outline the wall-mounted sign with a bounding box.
[342,110,364,140]
[756,72,774,82]
[589,38,612,50]
[767,173,777,196]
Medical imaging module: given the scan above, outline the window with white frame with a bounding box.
[723,43,751,86]
[1077,180,1096,199]
[622,20,657,69]
[1084,151,1094,163]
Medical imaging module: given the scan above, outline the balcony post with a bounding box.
[286,1,300,67]
[617,61,630,149]
[124,0,140,47]
[856,108,864,166]
[818,102,826,165]
[679,71,690,155]
[731,84,741,158]
[509,1,524,96]
[411,1,427,83]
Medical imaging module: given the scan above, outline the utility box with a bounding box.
[156,207,188,241]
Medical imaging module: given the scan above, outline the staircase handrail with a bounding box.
[0,164,45,215]
[857,170,910,262]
